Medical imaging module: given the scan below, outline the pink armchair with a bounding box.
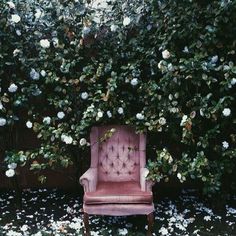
[80,125,154,235]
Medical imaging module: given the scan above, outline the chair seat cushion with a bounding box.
[84,181,153,205]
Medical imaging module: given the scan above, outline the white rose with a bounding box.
[82,26,91,37]
[79,138,87,146]
[158,60,164,70]
[136,113,144,120]
[8,163,17,169]
[8,83,18,93]
[97,111,104,118]
[177,173,182,180]
[123,17,131,26]
[162,49,171,59]
[20,225,28,232]
[131,78,138,86]
[0,118,7,126]
[13,49,20,57]
[110,24,118,32]
[52,37,59,48]
[81,92,89,100]
[159,117,166,125]
[30,68,40,80]
[211,55,218,64]
[57,111,65,119]
[180,115,188,126]
[35,9,42,19]
[40,70,46,77]
[117,107,124,114]
[107,110,112,118]
[222,141,229,149]
[11,14,21,23]
[5,169,15,178]
[231,78,236,85]
[43,116,51,125]
[7,1,15,8]
[61,134,73,144]
[40,39,50,48]
[222,108,231,117]
[26,121,33,129]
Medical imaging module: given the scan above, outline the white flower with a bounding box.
[162,49,171,59]
[5,169,15,178]
[40,39,50,48]
[61,134,73,144]
[7,1,15,8]
[79,138,87,146]
[131,78,138,86]
[183,46,189,53]
[168,94,173,100]
[159,226,168,235]
[11,14,21,23]
[118,228,128,235]
[231,78,236,85]
[97,111,104,118]
[57,111,65,119]
[180,115,188,126]
[0,118,7,126]
[13,49,20,57]
[107,110,112,118]
[136,113,144,120]
[20,225,28,232]
[40,70,46,77]
[110,24,118,32]
[52,37,59,48]
[159,117,166,125]
[82,26,91,37]
[30,68,40,80]
[8,163,17,169]
[118,107,124,114]
[123,17,131,26]
[43,116,51,124]
[81,92,89,100]
[26,121,33,129]
[35,9,43,19]
[211,55,218,63]
[158,60,164,70]
[8,83,18,93]
[177,173,182,180]
[0,102,3,110]
[222,108,231,117]
[222,141,229,149]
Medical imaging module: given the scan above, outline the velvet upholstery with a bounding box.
[80,125,154,217]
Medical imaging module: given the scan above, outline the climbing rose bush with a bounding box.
[0,0,236,195]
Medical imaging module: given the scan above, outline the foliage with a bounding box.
[0,0,236,194]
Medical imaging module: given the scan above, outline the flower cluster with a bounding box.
[0,0,236,194]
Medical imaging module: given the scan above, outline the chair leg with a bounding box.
[147,212,154,236]
[83,212,90,236]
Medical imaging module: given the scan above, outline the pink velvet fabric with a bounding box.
[80,125,154,216]
[83,203,154,216]
[84,181,153,204]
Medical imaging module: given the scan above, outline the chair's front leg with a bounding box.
[83,212,90,236]
[147,212,154,236]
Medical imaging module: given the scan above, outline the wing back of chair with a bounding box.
[90,125,146,182]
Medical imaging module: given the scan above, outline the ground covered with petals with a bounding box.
[0,189,236,236]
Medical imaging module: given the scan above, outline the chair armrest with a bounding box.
[79,168,98,192]
[140,167,155,191]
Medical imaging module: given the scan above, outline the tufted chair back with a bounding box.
[90,125,146,182]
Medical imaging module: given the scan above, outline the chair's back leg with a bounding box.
[83,212,91,236]
[147,212,154,236]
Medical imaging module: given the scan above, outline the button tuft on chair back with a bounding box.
[90,125,146,182]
